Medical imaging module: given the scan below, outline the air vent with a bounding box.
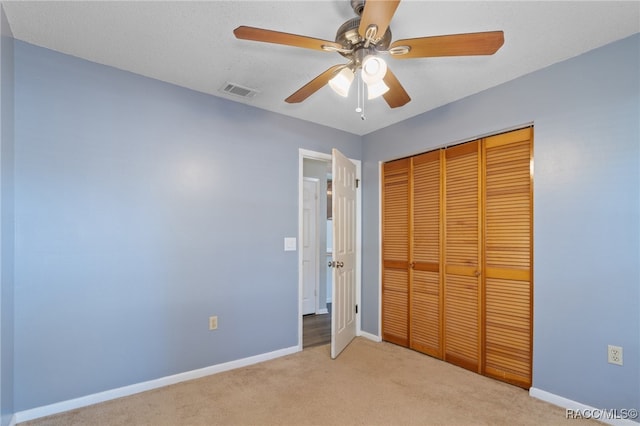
[220,82,259,99]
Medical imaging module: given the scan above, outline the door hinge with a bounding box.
[355,178,360,188]
[355,304,358,314]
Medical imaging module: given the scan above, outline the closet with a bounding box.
[381,127,532,388]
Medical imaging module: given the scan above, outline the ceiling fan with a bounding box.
[233,0,504,110]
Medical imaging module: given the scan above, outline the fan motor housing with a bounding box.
[334,17,392,58]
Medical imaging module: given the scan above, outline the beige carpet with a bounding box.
[21,338,594,426]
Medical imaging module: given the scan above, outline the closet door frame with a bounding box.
[379,125,533,388]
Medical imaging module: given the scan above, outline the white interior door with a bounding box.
[331,148,357,358]
[302,178,319,315]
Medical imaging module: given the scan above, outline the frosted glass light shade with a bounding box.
[361,55,387,84]
[329,68,355,97]
[366,80,390,99]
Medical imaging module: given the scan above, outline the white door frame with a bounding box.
[298,148,361,351]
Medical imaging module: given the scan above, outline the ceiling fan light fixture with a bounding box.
[361,55,387,84]
[366,80,390,100]
[235,1,506,112]
[329,67,355,97]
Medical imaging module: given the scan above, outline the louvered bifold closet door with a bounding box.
[483,127,533,388]
[410,151,442,357]
[382,158,410,346]
[444,141,482,373]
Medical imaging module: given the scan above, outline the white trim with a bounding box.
[358,330,382,342]
[317,308,328,315]
[7,414,17,426]
[530,387,640,426]
[15,345,299,423]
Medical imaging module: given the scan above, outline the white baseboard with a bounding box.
[7,414,16,426]
[317,308,328,315]
[358,330,381,342]
[15,345,299,423]
[530,387,640,426]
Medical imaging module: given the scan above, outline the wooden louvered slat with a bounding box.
[444,275,479,371]
[382,270,409,346]
[483,127,532,388]
[413,151,440,264]
[485,277,531,387]
[382,159,410,347]
[444,141,480,372]
[445,153,479,265]
[410,150,441,357]
[410,270,440,356]
[383,161,409,262]
[484,134,531,263]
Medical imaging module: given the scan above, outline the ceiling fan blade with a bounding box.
[358,0,401,40]
[382,68,411,108]
[390,31,504,59]
[234,26,343,52]
[285,65,345,104]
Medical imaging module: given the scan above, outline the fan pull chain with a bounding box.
[355,69,362,114]
[355,69,366,120]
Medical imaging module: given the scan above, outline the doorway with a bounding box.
[302,158,332,348]
[298,148,362,353]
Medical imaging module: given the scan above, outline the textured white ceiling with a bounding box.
[3,1,639,135]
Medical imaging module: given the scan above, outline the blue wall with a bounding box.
[6,22,640,418]
[361,34,639,411]
[13,41,361,411]
[0,5,14,426]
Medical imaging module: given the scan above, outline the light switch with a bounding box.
[284,237,297,251]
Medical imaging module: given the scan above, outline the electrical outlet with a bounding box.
[209,316,218,330]
[608,345,623,366]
